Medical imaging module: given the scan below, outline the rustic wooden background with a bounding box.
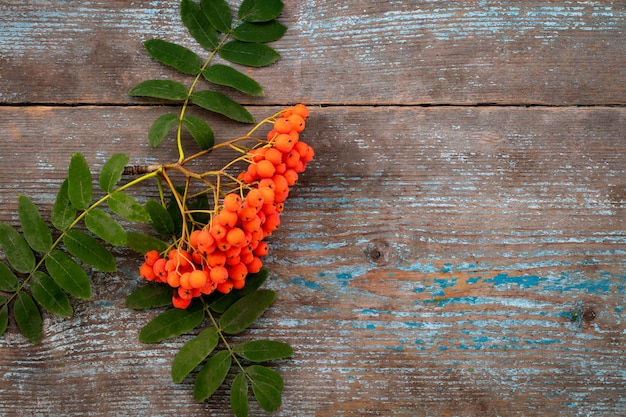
[1,1,625,416]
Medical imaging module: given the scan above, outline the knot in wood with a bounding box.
[364,239,392,266]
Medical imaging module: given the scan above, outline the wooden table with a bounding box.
[1,1,624,416]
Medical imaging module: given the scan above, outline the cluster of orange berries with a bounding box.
[138,104,313,309]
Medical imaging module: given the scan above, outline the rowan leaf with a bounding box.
[220,289,275,335]
[201,0,232,33]
[218,41,280,68]
[99,153,129,193]
[202,64,264,97]
[233,340,294,362]
[247,365,283,412]
[45,250,91,299]
[193,350,232,402]
[138,302,204,344]
[148,113,179,149]
[230,371,249,417]
[85,209,127,246]
[181,0,218,50]
[63,230,117,272]
[51,178,77,231]
[14,291,42,344]
[191,90,254,123]
[67,152,93,210]
[0,297,8,337]
[232,21,287,43]
[171,327,219,383]
[0,263,19,292]
[18,195,52,253]
[238,0,284,22]
[125,283,173,310]
[145,200,176,236]
[108,192,151,222]
[209,268,268,313]
[125,232,170,254]
[144,39,202,75]
[30,271,73,317]
[183,116,215,150]
[0,223,35,273]
[129,80,188,101]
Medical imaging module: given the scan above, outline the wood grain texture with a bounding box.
[1,0,625,416]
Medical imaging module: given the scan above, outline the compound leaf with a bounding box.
[144,39,202,75]
[148,113,179,149]
[129,80,188,101]
[183,116,215,150]
[0,298,8,337]
[126,232,170,254]
[238,0,284,22]
[191,90,254,123]
[108,192,151,222]
[14,291,42,344]
[220,289,275,335]
[45,250,91,299]
[139,302,204,344]
[201,0,232,33]
[247,365,283,412]
[67,152,93,210]
[209,268,268,313]
[218,41,280,68]
[231,371,249,417]
[18,195,52,253]
[125,283,173,310]
[63,230,117,273]
[0,223,35,274]
[0,263,19,292]
[202,64,264,97]
[145,200,176,236]
[181,0,218,50]
[51,179,77,231]
[85,209,127,246]
[233,340,294,362]
[30,271,73,317]
[232,21,286,43]
[171,327,219,383]
[99,153,129,193]
[193,350,232,402]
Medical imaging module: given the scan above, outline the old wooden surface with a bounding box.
[1,1,625,416]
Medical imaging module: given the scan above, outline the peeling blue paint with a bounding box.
[289,276,320,290]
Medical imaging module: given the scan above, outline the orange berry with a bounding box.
[144,250,160,266]
[188,230,202,250]
[210,222,227,240]
[283,169,298,186]
[264,148,283,165]
[250,227,265,244]
[256,159,276,179]
[237,203,258,222]
[249,147,267,162]
[280,108,294,118]
[223,193,243,212]
[275,202,285,213]
[200,279,217,295]
[243,216,262,233]
[273,117,292,134]
[232,279,246,290]
[217,281,234,294]
[257,185,275,204]
[210,266,229,284]
[197,230,215,254]
[228,262,248,281]
[274,189,289,203]
[253,241,269,257]
[287,114,305,133]
[263,212,281,235]
[294,160,306,173]
[152,258,168,281]
[245,189,265,209]
[284,149,301,168]
[140,262,156,281]
[172,293,192,309]
[272,174,289,194]
[217,209,239,228]
[215,238,231,252]
[262,202,277,215]
[179,272,193,289]
[206,251,227,267]
[226,227,246,247]
[246,256,263,273]
[273,133,295,153]
[178,286,194,300]
[169,249,192,269]
[167,272,181,288]
[293,104,309,120]
[189,270,208,288]
[266,129,278,141]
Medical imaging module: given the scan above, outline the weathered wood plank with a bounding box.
[1,1,625,105]
[0,106,623,416]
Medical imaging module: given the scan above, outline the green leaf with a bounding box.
[85,209,127,246]
[145,200,176,236]
[220,289,275,335]
[0,223,35,273]
[167,189,183,236]
[201,0,232,33]
[14,291,42,344]
[183,116,215,150]
[232,21,287,43]
[171,327,219,383]
[238,0,284,22]
[125,232,170,254]
[202,64,264,97]
[231,371,249,417]
[67,152,93,210]
[247,365,283,412]
[129,80,188,101]
[125,283,173,310]
[0,297,8,337]
[30,271,73,317]
[233,340,294,362]
[144,39,202,75]
[99,153,130,193]
[108,192,151,222]
[139,302,204,344]
[181,0,218,50]
[51,179,77,231]
[193,350,232,402]
[45,250,92,299]
[148,113,179,149]
[18,195,53,253]
[191,90,254,123]
[63,230,117,273]
[218,41,280,68]
[0,263,19,292]
[209,269,268,313]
